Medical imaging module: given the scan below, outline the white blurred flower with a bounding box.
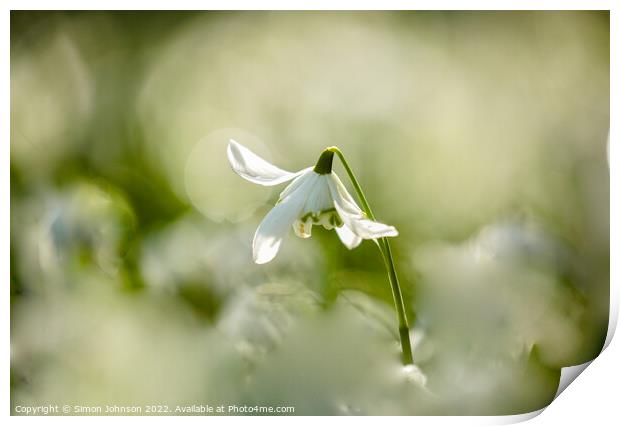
[227,140,398,264]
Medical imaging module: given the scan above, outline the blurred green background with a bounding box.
[10,11,609,415]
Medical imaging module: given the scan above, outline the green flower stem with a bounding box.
[327,147,414,365]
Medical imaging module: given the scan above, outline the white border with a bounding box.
[2,0,617,11]
[3,2,616,424]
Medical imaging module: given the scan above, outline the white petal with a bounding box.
[293,218,313,238]
[336,224,362,249]
[277,168,314,203]
[252,173,315,264]
[227,139,303,186]
[302,174,334,214]
[327,173,399,240]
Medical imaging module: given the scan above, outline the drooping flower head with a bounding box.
[227,140,398,264]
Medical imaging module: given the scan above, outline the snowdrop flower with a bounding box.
[227,140,413,366]
[227,140,398,264]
